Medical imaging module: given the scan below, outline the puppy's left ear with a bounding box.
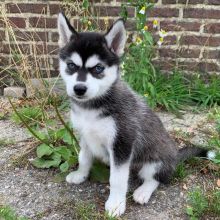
[105,19,126,57]
[57,12,77,48]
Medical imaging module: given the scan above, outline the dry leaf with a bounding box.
[208,163,220,172]
[183,183,188,190]
[217,179,220,187]
[200,167,209,174]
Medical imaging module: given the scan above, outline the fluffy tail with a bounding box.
[177,145,216,162]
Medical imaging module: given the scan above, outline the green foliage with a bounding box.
[207,107,220,164]
[186,187,220,219]
[90,161,110,183]
[191,75,220,107]
[172,162,188,181]
[11,106,44,126]
[187,187,208,218]
[209,190,220,215]
[0,112,7,120]
[30,129,78,172]
[0,206,29,220]
[123,41,193,113]
[73,202,117,220]
[121,1,220,113]
[0,138,15,147]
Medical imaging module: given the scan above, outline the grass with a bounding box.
[0,139,15,147]
[0,206,29,220]
[73,202,118,220]
[186,187,220,219]
[0,113,7,120]
[207,107,220,164]
[11,106,44,127]
[172,162,188,181]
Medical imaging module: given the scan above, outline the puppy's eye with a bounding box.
[67,62,78,72]
[92,64,105,74]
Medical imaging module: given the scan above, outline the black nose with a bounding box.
[74,84,87,96]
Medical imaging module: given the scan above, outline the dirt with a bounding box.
[0,98,218,220]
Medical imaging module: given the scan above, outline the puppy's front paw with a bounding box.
[66,171,87,184]
[133,186,151,205]
[105,196,126,217]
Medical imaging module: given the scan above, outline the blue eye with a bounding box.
[94,64,104,74]
[67,62,78,71]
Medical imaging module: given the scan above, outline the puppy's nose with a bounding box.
[74,84,87,96]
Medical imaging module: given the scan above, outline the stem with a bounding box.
[52,99,79,154]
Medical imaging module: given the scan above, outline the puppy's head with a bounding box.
[57,13,126,101]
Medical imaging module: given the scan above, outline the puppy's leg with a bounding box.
[105,152,130,217]
[133,162,160,204]
[66,139,93,184]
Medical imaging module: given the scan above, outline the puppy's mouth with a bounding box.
[72,95,89,102]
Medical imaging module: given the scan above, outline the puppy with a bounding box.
[57,13,213,217]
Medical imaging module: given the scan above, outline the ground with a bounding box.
[0,98,219,220]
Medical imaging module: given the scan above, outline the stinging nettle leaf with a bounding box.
[36,144,53,158]
[60,161,69,172]
[54,146,72,161]
[31,156,60,169]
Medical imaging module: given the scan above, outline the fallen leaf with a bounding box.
[217,179,220,187]
[200,167,209,174]
[208,163,220,172]
[183,183,188,190]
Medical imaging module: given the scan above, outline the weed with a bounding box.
[191,75,220,107]
[0,139,15,147]
[0,113,7,120]
[186,187,220,219]
[0,205,29,220]
[11,106,44,127]
[172,162,188,181]
[188,188,208,217]
[73,202,118,220]
[207,107,220,164]
[209,190,220,215]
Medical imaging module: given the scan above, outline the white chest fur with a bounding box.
[70,105,116,163]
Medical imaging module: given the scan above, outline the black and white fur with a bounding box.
[57,13,215,217]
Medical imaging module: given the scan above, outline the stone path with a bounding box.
[0,103,218,220]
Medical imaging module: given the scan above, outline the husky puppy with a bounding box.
[57,13,213,217]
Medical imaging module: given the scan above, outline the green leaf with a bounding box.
[63,131,73,145]
[60,161,69,172]
[31,153,61,169]
[67,155,78,167]
[90,161,110,183]
[54,146,72,161]
[82,0,89,9]
[186,207,194,216]
[36,144,53,158]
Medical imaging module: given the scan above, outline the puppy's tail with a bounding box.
[177,145,216,162]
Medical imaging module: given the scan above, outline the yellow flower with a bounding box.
[104,17,109,26]
[153,19,158,28]
[157,37,164,47]
[136,36,142,44]
[144,93,148,97]
[87,20,92,26]
[159,29,168,38]
[143,25,148,31]
[159,37,164,42]
[139,6,146,15]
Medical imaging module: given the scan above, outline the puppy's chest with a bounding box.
[70,106,116,161]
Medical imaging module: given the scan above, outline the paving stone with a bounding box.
[3,86,25,98]
[26,78,65,97]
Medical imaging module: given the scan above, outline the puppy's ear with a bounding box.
[105,19,126,57]
[57,12,77,48]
